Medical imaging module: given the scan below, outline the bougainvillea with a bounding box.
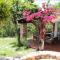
[22,3,55,24]
[22,3,56,41]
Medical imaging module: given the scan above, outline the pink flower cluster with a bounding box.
[43,15,55,24]
[22,4,55,24]
[22,3,56,40]
[23,10,31,18]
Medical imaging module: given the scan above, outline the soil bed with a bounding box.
[28,39,60,52]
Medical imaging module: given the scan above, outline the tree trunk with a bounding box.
[17,25,23,47]
[38,20,45,50]
[39,39,44,50]
[33,20,45,50]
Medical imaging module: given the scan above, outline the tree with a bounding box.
[22,3,55,50]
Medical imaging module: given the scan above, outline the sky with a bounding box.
[34,0,60,7]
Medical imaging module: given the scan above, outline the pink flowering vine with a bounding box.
[23,7,55,24]
[22,3,56,50]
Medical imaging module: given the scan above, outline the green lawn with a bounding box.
[0,37,33,57]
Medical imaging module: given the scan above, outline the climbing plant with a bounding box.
[22,3,56,50]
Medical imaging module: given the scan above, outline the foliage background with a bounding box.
[0,0,16,37]
[0,0,60,37]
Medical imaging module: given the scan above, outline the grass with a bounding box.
[0,37,33,57]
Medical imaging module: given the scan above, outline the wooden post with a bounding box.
[20,23,27,45]
[20,24,24,41]
[53,22,58,38]
[23,23,27,41]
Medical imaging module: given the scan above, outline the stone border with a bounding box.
[0,51,60,60]
[20,51,60,60]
